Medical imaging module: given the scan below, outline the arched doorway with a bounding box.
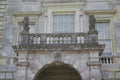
[33,62,82,80]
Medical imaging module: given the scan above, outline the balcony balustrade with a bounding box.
[19,33,88,45]
[100,56,114,64]
[12,31,103,51]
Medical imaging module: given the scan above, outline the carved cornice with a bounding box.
[13,44,105,53]
[87,61,101,66]
[13,12,42,17]
[85,10,116,15]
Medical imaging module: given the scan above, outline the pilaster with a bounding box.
[88,51,102,80]
[0,0,6,54]
[14,51,29,80]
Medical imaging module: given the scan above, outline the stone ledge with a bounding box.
[13,11,42,17]
[87,61,101,66]
[101,64,120,71]
[85,9,116,15]
[0,65,16,72]
[13,44,105,54]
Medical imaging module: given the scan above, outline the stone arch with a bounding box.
[33,61,82,80]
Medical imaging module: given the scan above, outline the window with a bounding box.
[115,24,120,53]
[96,22,112,55]
[53,14,75,33]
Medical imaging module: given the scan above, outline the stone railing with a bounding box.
[19,33,88,45]
[100,56,114,64]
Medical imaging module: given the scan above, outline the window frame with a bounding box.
[44,5,83,33]
[96,20,113,55]
[52,13,75,33]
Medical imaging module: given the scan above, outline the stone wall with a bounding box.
[15,50,101,80]
[0,0,120,80]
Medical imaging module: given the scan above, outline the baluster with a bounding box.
[110,57,113,64]
[106,57,108,64]
[54,37,57,44]
[38,36,40,44]
[47,37,50,44]
[106,57,109,64]
[51,37,53,44]
[36,36,38,44]
[60,37,62,44]
[77,36,80,43]
[108,57,110,64]
[82,36,84,43]
[103,57,105,64]
[68,37,71,43]
[56,37,59,44]
[64,37,67,44]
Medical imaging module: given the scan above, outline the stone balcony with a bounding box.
[13,32,104,51]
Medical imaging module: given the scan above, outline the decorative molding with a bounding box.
[43,2,85,7]
[13,12,42,17]
[13,44,105,54]
[85,10,116,15]
[13,12,42,24]
[43,2,85,33]
[87,61,101,66]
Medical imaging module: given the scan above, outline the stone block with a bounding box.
[0,13,4,17]
[0,45,2,48]
[0,34,4,39]
[0,2,6,5]
[0,26,5,29]
[0,59,6,65]
[0,5,5,9]
[0,9,6,12]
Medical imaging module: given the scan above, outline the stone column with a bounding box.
[88,51,102,80]
[0,0,6,56]
[14,51,29,80]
